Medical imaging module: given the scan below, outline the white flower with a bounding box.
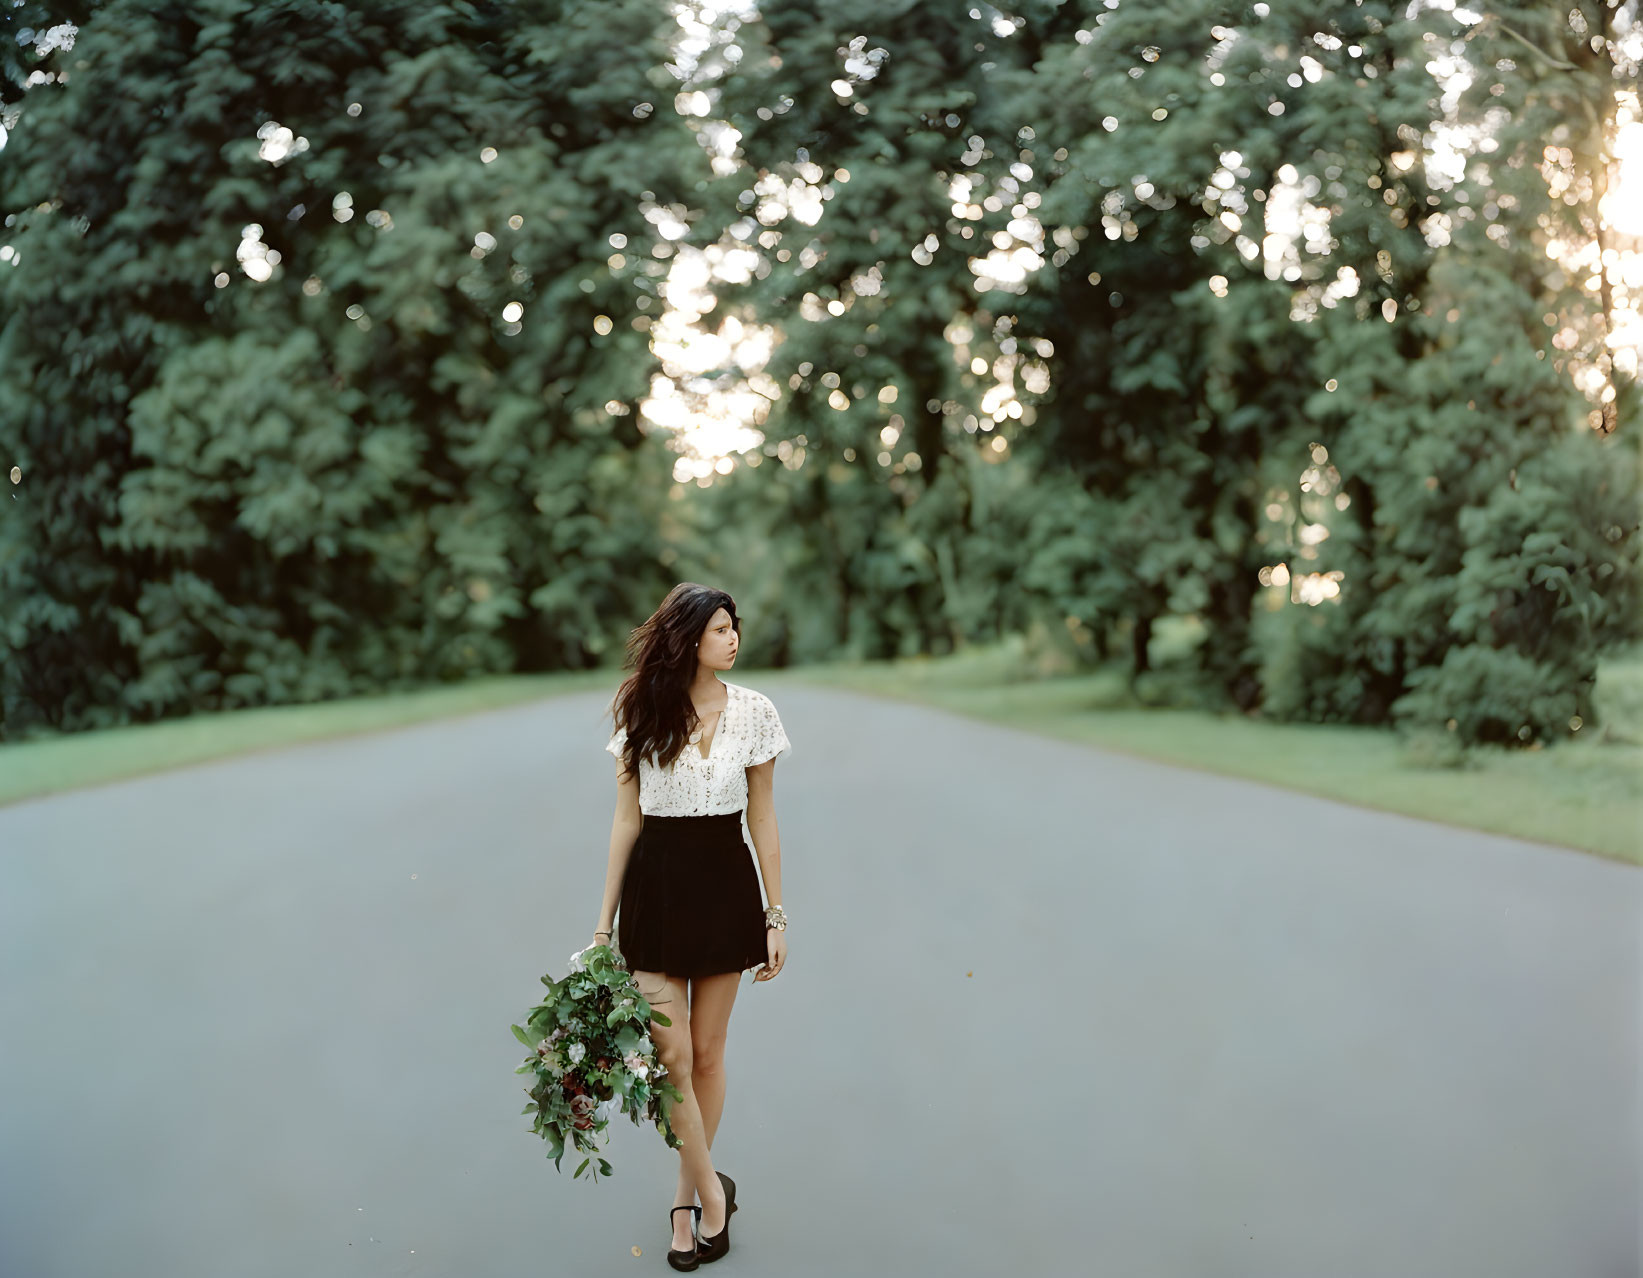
[623,1051,650,1080]
[566,1042,586,1065]
[596,1098,621,1124]
[568,950,587,973]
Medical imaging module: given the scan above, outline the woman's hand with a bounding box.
[754,927,786,982]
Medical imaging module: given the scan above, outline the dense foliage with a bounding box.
[2,0,694,731]
[2,0,1637,745]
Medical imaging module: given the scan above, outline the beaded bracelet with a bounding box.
[764,905,787,932]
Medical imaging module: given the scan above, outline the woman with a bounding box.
[591,583,791,1271]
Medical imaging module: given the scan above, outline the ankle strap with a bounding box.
[671,1205,700,1216]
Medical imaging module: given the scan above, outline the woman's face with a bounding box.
[698,608,739,668]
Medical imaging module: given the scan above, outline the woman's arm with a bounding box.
[745,758,782,910]
[596,759,644,935]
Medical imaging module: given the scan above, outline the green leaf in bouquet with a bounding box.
[575,1158,589,1178]
[598,1159,612,1177]
[511,1024,535,1048]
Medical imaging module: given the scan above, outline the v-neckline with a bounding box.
[693,684,732,762]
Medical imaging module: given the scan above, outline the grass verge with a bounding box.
[0,670,611,809]
[3,645,1637,865]
[778,639,1643,868]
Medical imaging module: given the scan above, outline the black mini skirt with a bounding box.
[616,810,769,979]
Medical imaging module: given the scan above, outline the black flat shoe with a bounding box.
[666,1205,701,1272]
[696,1173,735,1264]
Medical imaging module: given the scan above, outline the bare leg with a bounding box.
[694,1064,727,1153]
[690,971,741,1150]
[675,971,741,1207]
[636,970,727,1253]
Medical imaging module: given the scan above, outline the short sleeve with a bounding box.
[747,695,791,766]
[605,724,627,758]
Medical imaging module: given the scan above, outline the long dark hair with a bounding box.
[606,583,740,779]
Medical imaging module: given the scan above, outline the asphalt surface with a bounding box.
[1,681,1638,1278]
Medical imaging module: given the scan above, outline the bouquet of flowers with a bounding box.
[512,942,683,1182]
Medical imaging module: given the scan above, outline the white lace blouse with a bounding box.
[606,681,792,817]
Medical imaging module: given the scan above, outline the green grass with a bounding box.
[0,670,612,809]
[4,643,1639,866]
[779,638,1643,867]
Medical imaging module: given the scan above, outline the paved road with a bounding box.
[1,682,1638,1278]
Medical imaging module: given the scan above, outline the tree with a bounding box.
[697,1,1041,658]
[0,0,701,734]
[1257,0,1640,742]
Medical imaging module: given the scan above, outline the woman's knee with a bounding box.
[637,970,693,1082]
[685,971,738,1076]
[657,1037,693,1089]
[690,1036,725,1077]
